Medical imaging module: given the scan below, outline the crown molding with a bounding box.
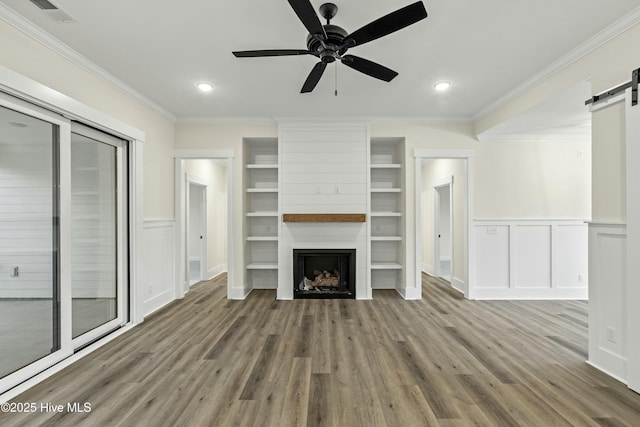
[476,133,590,143]
[473,6,640,122]
[0,3,176,122]
[176,116,277,125]
[176,115,472,125]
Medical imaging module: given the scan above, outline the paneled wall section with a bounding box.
[473,220,588,299]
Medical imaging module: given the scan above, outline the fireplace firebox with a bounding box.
[293,249,356,299]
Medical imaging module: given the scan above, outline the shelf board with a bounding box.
[247,211,278,217]
[246,188,278,193]
[371,262,403,270]
[371,164,401,169]
[247,263,278,270]
[371,188,401,193]
[371,236,402,241]
[283,213,366,223]
[247,236,278,241]
[247,164,278,169]
[370,212,402,217]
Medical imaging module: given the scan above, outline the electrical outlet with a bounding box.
[578,274,585,283]
[10,266,19,277]
[606,326,616,343]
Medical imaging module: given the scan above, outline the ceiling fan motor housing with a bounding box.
[306,24,348,63]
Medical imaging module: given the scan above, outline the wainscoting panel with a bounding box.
[141,220,175,317]
[473,220,588,299]
[588,223,627,382]
[474,225,510,289]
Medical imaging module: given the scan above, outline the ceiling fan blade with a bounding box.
[233,49,314,58]
[341,55,398,82]
[301,62,327,93]
[345,1,427,47]
[288,0,327,39]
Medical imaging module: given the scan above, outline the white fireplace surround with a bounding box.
[277,124,372,299]
[279,223,369,299]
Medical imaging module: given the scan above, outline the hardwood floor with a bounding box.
[2,273,640,426]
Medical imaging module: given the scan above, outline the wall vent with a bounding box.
[28,0,76,23]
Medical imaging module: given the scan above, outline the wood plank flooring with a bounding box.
[2,273,640,426]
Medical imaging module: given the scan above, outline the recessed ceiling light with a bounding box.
[434,81,451,91]
[197,82,213,92]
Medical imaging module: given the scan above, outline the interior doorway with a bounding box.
[187,181,207,286]
[174,152,233,299]
[414,150,474,299]
[434,180,453,281]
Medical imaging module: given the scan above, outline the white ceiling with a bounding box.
[2,0,640,121]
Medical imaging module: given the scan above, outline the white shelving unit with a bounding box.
[244,138,278,289]
[369,138,405,289]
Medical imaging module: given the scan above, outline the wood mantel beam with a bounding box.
[282,213,366,223]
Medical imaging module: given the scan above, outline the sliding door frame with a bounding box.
[70,123,129,349]
[0,65,144,399]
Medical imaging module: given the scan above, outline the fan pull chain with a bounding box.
[334,62,338,96]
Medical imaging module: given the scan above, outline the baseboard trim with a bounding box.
[143,288,174,317]
[396,286,421,300]
[586,359,627,386]
[208,264,227,280]
[471,287,588,300]
[229,287,251,300]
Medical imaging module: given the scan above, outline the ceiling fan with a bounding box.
[232,1,428,93]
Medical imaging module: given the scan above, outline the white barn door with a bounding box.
[626,85,640,393]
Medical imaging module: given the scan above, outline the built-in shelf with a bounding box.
[371,164,401,169]
[369,137,405,289]
[246,211,278,217]
[246,263,278,270]
[371,262,402,270]
[247,188,278,193]
[283,213,366,223]
[246,164,278,169]
[245,138,279,289]
[247,236,278,241]
[371,188,401,193]
[370,212,402,217]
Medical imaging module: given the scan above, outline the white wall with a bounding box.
[474,139,591,219]
[183,159,228,277]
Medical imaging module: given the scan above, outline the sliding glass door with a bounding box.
[0,94,129,393]
[70,124,128,347]
[0,104,64,380]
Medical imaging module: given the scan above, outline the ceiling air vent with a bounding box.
[29,0,76,22]
[29,0,58,10]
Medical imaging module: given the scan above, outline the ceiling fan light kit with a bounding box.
[232,1,428,93]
